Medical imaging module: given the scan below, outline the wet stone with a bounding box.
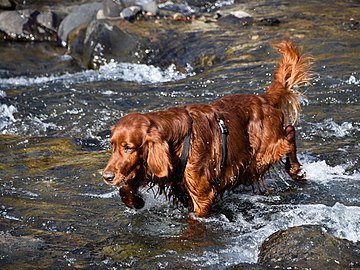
[258,225,360,269]
[80,19,144,69]
[258,17,281,26]
[57,2,102,46]
[120,6,142,21]
[0,0,16,10]
[0,9,59,41]
[218,14,253,26]
[102,0,124,18]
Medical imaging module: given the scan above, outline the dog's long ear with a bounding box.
[145,130,172,178]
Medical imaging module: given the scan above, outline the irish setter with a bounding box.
[102,40,311,217]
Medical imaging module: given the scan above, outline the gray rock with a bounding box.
[217,10,253,27]
[77,19,144,69]
[102,0,123,18]
[258,225,360,269]
[0,9,58,41]
[186,0,217,7]
[0,10,29,38]
[158,2,198,17]
[134,0,158,14]
[101,0,158,18]
[120,6,142,20]
[58,2,102,46]
[37,11,57,32]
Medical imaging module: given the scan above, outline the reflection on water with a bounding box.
[0,0,359,268]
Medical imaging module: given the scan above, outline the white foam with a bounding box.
[184,202,360,266]
[0,104,18,131]
[321,118,354,138]
[302,159,358,183]
[79,190,118,199]
[0,62,195,87]
[183,156,360,266]
[305,118,356,139]
[346,74,359,85]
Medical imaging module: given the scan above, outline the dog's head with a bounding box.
[102,113,172,208]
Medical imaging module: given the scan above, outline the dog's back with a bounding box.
[210,40,311,192]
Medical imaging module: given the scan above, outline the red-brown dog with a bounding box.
[103,40,311,217]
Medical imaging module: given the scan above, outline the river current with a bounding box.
[0,0,359,269]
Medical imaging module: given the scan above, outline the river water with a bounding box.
[0,0,359,269]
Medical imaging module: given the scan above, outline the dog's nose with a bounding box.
[103,170,115,182]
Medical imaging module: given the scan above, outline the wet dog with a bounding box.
[102,40,311,217]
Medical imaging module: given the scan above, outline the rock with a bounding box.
[258,17,281,26]
[258,225,360,269]
[36,11,58,32]
[217,10,253,27]
[0,232,44,254]
[120,6,142,20]
[0,9,59,41]
[230,10,252,19]
[77,19,145,69]
[57,2,102,46]
[102,0,124,18]
[134,0,158,14]
[0,10,29,38]
[158,1,199,17]
[0,0,16,10]
[100,0,158,19]
[186,0,217,7]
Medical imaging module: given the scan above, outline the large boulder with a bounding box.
[258,225,360,269]
[79,19,145,69]
[57,2,102,46]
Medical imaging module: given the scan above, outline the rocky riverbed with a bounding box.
[1,0,359,269]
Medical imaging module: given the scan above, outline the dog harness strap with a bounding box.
[217,118,228,172]
[214,117,228,186]
[173,116,192,181]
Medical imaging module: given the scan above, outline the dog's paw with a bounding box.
[119,185,145,209]
[288,165,306,181]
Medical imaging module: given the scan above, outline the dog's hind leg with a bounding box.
[284,125,306,180]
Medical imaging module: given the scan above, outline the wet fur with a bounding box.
[103,40,311,217]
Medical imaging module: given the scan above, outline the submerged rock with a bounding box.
[258,225,360,269]
[0,232,44,252]
[0,231,45,266]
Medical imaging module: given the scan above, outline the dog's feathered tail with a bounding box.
[264,40,312,125]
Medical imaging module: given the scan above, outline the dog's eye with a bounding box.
[123,145,132,153]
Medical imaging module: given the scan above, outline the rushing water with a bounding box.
[0,0,359,269]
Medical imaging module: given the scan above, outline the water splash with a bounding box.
[0,111,58,136]
[346,74,359,85]
[0,104,18,131]
[303,118,356,140]
[79,190,118,199]
[184,201,360,266]
[302,159,358,183]
[0,62,195,88]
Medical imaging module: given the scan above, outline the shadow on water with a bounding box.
[0,0,359,269]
